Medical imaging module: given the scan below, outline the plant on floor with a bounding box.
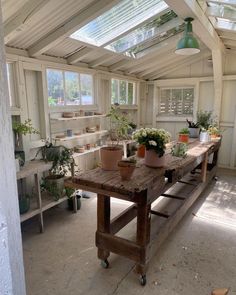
[65,187,82,210]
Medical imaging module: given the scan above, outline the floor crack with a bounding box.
[109,265,135,295]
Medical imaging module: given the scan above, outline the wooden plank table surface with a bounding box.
[65,139,221,285]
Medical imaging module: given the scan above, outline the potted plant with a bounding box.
[178,128,190,143]
[12,119,40,166]
[118,158,136,181]
[133,128,171,168]
[18,194,31,214]
[41,144,74,200]
[100,106,131,170]
[208,125,221,140]
[132,128,146,158]
[186,119,200,138]
[171,142,187,158]
[65,187,82,211]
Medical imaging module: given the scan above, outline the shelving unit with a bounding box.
[73,146,101,158]
[17,160,77,232]
[51,114,106,121]
[53,130,108,142]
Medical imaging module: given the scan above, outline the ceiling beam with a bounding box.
[4,0,50,43]
[212,49,223,119]
[147,51,211,80]
[67,47,93,64]
[165,0,225,52]
[28,0,120,57]
[88,54,118,68]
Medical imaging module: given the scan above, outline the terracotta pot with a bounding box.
[100,146,123,171]
[178,134,189,143]
[144,149,165,168]
[137,144,145,158]
[118,161,136,181]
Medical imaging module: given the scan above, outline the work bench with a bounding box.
[65,140,220,285]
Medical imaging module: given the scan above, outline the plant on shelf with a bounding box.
[178,127,190,143]
[133,128,171,168]
[100,106,132,171]
[40,142,74,200]
[18,193,31,214]
[186,119,200,138]
[13,119,40,165]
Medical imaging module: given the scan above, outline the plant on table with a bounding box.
[132,128,171,167]
[118,158,137,181]
[178,127,190,143]
[197,110,213,130]
[186,119,200,138]
[101,105,132,170]
[208,124,221,139]
[171,143,187,158]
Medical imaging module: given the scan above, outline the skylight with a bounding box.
[70,0,169,47]
[105,10,184,58]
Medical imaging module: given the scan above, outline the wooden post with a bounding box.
[96,194,110,261]
[34,173,44,233]
[201,152,208,183]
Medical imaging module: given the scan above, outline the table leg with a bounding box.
[34,173,44,233]
[97,194,110,263]
[201,152,208,182]
[136,202,151,284]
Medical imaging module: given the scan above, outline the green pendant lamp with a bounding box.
[175,17,200,55]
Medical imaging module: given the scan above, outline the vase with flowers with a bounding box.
[133,128,171,168]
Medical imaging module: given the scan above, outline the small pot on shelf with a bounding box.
[118,160,136,181]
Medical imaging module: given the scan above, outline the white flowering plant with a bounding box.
[132,128,171,157]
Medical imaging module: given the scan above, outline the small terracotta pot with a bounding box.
[137,144,145,158]
[118,161,136,181]
[100,146,123,171]
[144,149,165,168]
[178,134,189,143]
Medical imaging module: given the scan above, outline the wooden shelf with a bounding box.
[73,146,101,158]
[20,193,68,222]
[51,114,106,121]
[17,160,52,180]
[53,130,108,142]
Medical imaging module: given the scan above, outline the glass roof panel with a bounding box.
[70,0,168,46]
[215,17,236,30]
[105,10,183,55]
[208,0,236,5]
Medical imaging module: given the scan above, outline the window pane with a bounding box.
[119,80,127,104]
[80,74,93,105]
[183,88,194,115]
[47,69,64,106]
[111,79,119,104]
[70,0,168,47]
[172,89,182,115]
[128,83,134,104]
[6,63,13,106]
[65,71,80,105]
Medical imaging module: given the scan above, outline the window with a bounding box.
[47,69,94,106]
[6,63,17,107]
[111,79,135,105]
[159,87,194,116]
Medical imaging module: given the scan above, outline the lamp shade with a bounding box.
[175,17,200,55]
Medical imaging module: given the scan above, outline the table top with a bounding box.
[17,160,52,179]
[72,140,220,198]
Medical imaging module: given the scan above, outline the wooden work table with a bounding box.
[65,140,220,285]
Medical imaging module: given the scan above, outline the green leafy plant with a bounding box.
[12,119,40,135]
[106,106,132,145]
[208,125,221,136]
[179,128,190,134]
[171,143,187,158]
[197,110,213,130]
[132,128,171,157]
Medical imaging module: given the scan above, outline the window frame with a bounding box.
[46,68,95,110]
[158,86,195,117]
[6,62,19,110]
[111,78,136,106]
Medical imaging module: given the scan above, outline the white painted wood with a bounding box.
[28,0,121,56]
[165,0,225,51]
[67,47,93,64]
[207,5,236,21]
[4,0,49,43]
[88,54,116,68]
[229,106,236,167]
[212,49,223,119]
[0,6,26,293]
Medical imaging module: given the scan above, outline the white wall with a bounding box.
[0,4,26,294]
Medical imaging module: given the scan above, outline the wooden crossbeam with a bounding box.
[150,210,169,218]
[161,193,186,201]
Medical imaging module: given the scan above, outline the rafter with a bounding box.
[88,54,117,68]
[28,0,120,57]
[67,47,93,64]
[4,0,50,43]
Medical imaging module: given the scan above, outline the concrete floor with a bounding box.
[22,168,236,295]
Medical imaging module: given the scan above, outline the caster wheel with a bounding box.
[140,275,146,286]
[101,259,109,269]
